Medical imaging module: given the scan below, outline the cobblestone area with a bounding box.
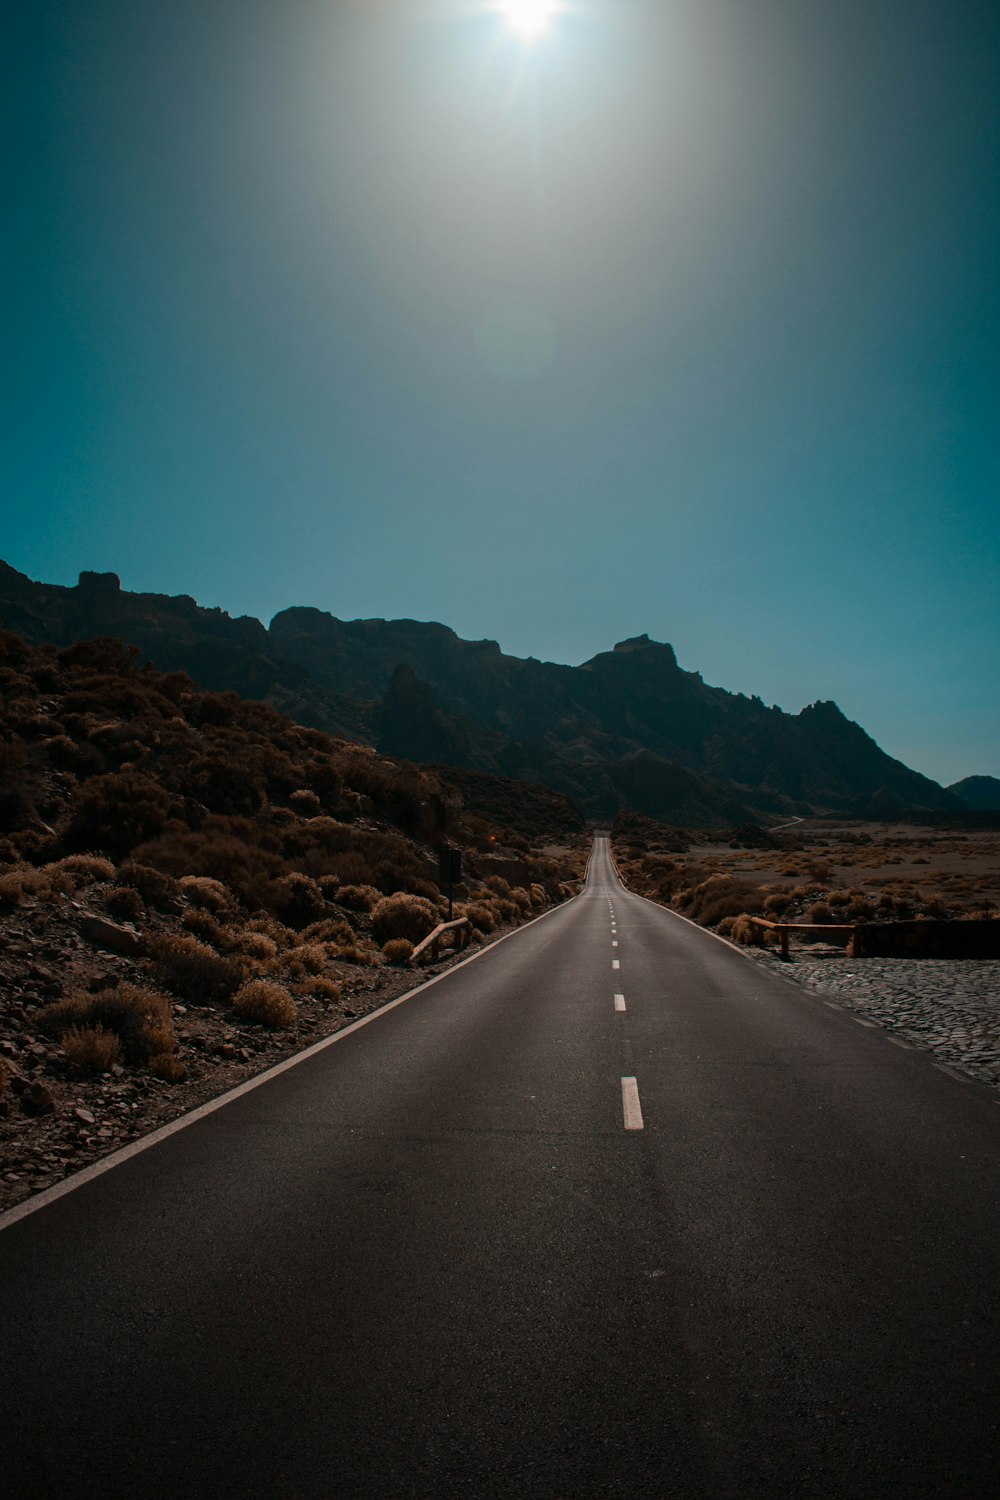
[743,945,1000,1088]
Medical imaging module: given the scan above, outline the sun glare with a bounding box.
[498,1,559,40]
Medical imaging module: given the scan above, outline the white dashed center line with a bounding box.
[612,940,618,947]
[621,1077,644,1130]
[612,958,620,970]
[614,993,626,1012]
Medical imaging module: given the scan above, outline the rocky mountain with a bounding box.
[948,775,1000,811]
[0,561,962,824]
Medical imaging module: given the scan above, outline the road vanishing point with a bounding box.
[2,836,999,1498]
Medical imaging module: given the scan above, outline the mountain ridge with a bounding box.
[0,560,964,824]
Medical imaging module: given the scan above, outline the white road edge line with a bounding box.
[0,891,580,1235]
[621,1076,644,1130]
[614,993,626,1012]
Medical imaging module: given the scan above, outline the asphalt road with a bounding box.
[2,837,999,1499]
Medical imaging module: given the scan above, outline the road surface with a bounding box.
[2,836,998,1498]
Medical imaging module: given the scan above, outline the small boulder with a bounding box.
[80,915,143,956]
[20,1081,56,1117]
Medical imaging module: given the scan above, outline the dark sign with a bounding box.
[438,847,462,886]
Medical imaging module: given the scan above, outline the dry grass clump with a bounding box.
[302,976,342,1002]
[289,788,321,816]
[382,937,414,965]
[335,883,381,912]
[234,930,279,960]
[42,983,175,1067]
[148,933,244,1004]
[178,875,232,912]
[529,883,546,907]
[117,861,182,910]
[181,908,227,946]
[268,871,326,928]
[53,854,117,883]
[461,902,496,934]
[675,876,766,927]
[0,863,77,905]
[281,942,327,977]
[231,979,297,1028]
[105,884,144,921]
[62,1024,122,1074]
[371,892,438,944]
[298,917,354,946]
[727,914,760,945]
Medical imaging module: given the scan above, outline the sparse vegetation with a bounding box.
[231,979,297,1028]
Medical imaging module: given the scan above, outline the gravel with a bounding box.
[742,943,1000,1087]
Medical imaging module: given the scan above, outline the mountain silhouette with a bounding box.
[0,561,963,824]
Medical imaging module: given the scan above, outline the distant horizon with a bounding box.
[2,550,994,790]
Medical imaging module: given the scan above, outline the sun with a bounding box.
[498,1,560,40]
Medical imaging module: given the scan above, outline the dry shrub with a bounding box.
[282,942,327,977]
[336,883,380,912]
[462,902,496,934]
[235,931,279,960]
[54,854,117,884]
[530,883,546,908]
[117,861,181,910]
[179,875,232,912]
[371,892,437,944]
[289,788,321,816]
[0,1058,9,1097]
[269,872,326,928]
[763,892,792,916]
[182,908,226,945]
[676,876,765,927]
[299,917,354,945]
[510,886,532,912]
[484,875,513,898]
[43,984,174,1066]
[730,914,761,945]
[148,933,243,1004]
[231,979,297,1028]
[105,884,144,921]
[382,938,414,964]
[303,976,342,1002]
[148,1053,186,1082]
[808,903,834,925]
[63,1024,122,1074]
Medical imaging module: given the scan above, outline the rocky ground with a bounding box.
[742,941,1000,1087]
[0,894,537,1215]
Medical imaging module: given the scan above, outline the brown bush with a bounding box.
[289,789,321,816]
[54,854,118,884]
[64,771,178,858]
[382,938,414,964]
[231,979,297,1028]
[335,883,381,912]
[268,872,326,928]
[43,984,174,1066]
[235,931,279,960]
[117,861,182,910]
[303,976,342,1002]
[148,1053,186,1082]
[148,933,244,1004]
[182,908,226,946]
[178,875,232,912]
[461,902,496,934]
[63,1024,123,1074]
[105,884,144,921]
[281,942,327,977]
[808,903,834,925]
[371,892,437,944]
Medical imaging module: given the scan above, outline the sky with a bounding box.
[4,0,998,785]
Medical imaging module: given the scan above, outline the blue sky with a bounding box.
[5,0,998,784]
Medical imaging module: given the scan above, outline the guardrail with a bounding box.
[747,916,856,959]
[410,917,472,966]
